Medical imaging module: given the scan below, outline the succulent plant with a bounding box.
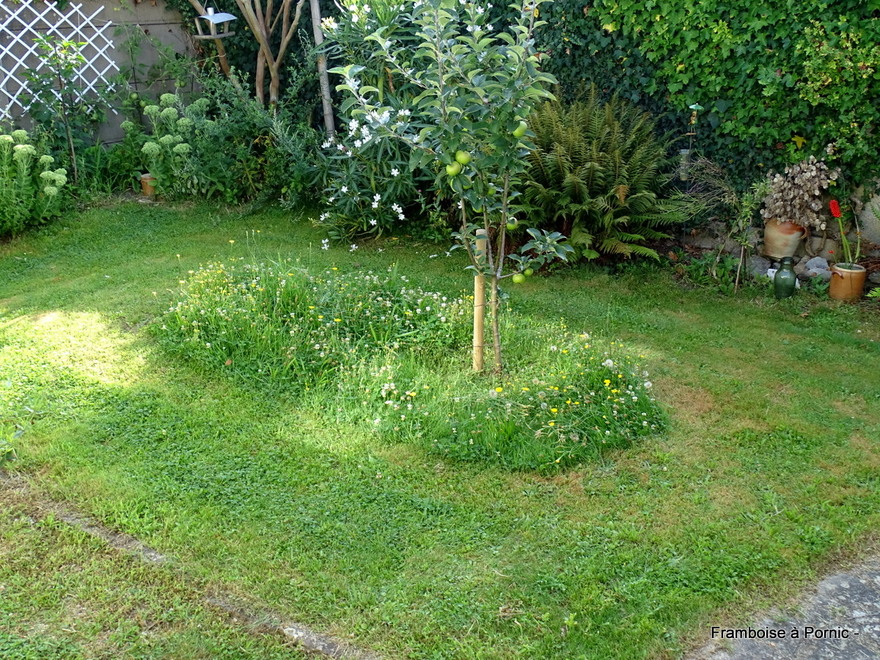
[760,156,840,230]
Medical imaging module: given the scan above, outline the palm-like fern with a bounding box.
[521,88,685,260]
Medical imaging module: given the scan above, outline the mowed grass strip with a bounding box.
[0,201,879,658]
[0,479,308,660]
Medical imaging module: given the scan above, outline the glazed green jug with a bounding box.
[774,257,797,299]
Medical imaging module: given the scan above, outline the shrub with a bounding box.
[317,0,440,239]
[522,90,687,260]
[157,259,470,390]
[132,76,316,203]
[0,130,68,238]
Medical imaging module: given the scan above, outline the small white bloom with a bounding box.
[391,168,400,177]
[350,244,359,251]
[602,359,615,368]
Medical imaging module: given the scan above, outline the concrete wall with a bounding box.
[1,0,194,142]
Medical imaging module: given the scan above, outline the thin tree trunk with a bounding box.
[309,0,336,137]
[255,52,266,106]
[489,276,502,374]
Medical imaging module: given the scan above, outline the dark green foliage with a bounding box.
[522,90,686,260]
[528,0,880,189]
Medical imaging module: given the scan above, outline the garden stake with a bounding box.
[473,229,487,372]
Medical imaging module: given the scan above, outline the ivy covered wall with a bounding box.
[533,0,880,188]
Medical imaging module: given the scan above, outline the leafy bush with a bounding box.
[0,130,68,237]
[132,76,317,203]
[522,91,686,260]
[157,259,470,390]
[317,0,440,239]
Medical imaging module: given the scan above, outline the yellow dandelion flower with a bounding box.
[550,408,558,413]
[548,421,555,426]
[495,387,504,393]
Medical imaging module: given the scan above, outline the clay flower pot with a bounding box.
[829,263,867,301]
[140,173,157,197]
[762,220,808,259]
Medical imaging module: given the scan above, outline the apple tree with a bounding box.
[331,0,570,373]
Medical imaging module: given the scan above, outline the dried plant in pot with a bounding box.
[760,156,840,259]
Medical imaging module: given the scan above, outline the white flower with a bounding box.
[373,193,381,201]
[372,201,379,208]
[644,381,653,389]
[321,238,330,250]
[341,186,348,193]
[602,359,615,368]
[391,168,400,177]
[370,219,378,226]
[350,244,359,251]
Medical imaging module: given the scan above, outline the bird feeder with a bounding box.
[193,7,236,40]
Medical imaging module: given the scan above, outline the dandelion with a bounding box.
[602,359,615,368]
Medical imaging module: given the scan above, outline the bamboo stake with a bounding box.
[473,229,487,372]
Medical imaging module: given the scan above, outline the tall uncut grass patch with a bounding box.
[335,323,664,471]
[157,259,470,390]
[160,261,665,471]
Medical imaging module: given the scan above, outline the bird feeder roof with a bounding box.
[198,12,237,24]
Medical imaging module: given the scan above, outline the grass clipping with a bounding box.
[158,259,664,472]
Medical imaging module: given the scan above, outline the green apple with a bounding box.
[524,268,534,277]
[445,161,462,177]
[455,150,471,165]
[512,120,528,138]
[512,273,526,284]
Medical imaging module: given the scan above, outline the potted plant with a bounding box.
[760,156,840,259]
[828,198,866,300]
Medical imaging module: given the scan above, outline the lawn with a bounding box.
[1,201,879,659]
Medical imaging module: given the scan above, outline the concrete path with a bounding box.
[689,556,880,659]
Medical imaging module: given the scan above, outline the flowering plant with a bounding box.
[829,198,861,266]
[0,129,67,237]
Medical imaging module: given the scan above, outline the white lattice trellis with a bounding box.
[0,2,118,120]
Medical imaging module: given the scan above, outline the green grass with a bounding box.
[1,201,879,658]
[0,481,307,659]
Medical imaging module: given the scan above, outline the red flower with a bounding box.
[829,199,842,218]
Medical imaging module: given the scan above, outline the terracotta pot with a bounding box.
[762,220,808,259]
[140,173,157,197]
[829,264,867,301]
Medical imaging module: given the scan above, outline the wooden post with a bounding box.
[473,229,487,372]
